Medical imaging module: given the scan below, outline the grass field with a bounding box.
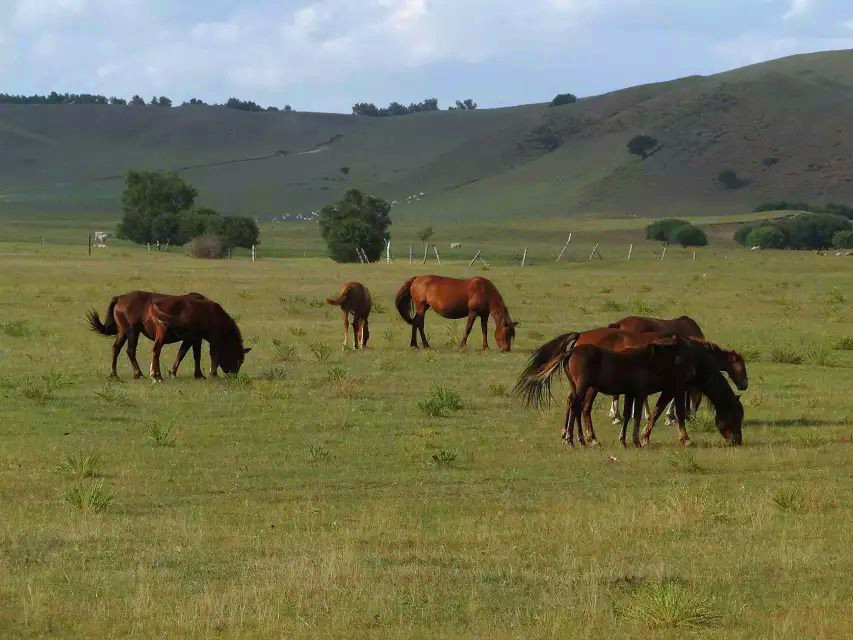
[0,231,851,638]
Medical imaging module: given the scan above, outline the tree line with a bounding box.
[0,92,291,111]
[118,171,259,256]
[351,97,479,117]
[734,208,852,250]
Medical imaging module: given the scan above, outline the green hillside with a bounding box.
[2,49,852,223]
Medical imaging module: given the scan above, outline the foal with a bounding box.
[327,282,371,350]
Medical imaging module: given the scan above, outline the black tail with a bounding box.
[395,277,416,325]
[514,332,580,409]
[87,296,119,336]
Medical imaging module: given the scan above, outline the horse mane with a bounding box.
[687,337,736,357]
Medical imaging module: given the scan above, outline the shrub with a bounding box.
[787,213,850,249]
[627,134,658,158]
[65,482,114,513]
[318,189,391,262]
[833,230,853,248]
[645,218,687,242]
[417,387,462,417]
[717,169,744,189]
[528,124,562,151]
[550,92,577,106]
[745,225,786,248]
[187,233,223,258]
[670,224,708,247]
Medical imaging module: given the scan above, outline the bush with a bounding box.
[645,218,688,242]
[210,215,260,249]
[550,92,577,106]
[627,135,658,158]
[745,225,786,248]
[753,200,810,212]
[832,230,853,249]
[787,213,850,249]
[528,124,562,151]
[670,224,708,247]
[188,233,223,259]
[318,189,391,262]
[717,169,744,189]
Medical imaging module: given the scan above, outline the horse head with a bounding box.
[716,394,744,445]
[495,319,518,352]
[726,350,749,390]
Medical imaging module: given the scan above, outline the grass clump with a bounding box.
[769,345,803,365]
[601,299,624,312]
[417,386,462,417]
[624,579,719,629]
[148,423,176,447]
[487,382,507,397]
[20,379,54,404]
[55,452,100,479]
[309,341,331,361]
[258,366,287,381]
[835,336,853,350]
[65,482,114,513]
[308,444,331,463]
[668,450,703,473]
[807,344,836,367]
[325,365,348,383]
[431,450,457,467]
[772,487,805,512]
[1,319,33,337]
[272,338,297,361]
[688,408,717,434]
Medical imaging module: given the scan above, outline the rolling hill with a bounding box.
[2,49,852,223]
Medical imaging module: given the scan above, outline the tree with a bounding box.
[645,218,688,242]
[226,97,263,111]
[352,102,380,116]
[130,95,145,106]
[745,226,786,249]
[832,230,853,249]
[157,96,172,107]
[670,224,708,247]
[284,104,292,112]
[417,227,434,243]
[786,213,850,249]
[318,189,391,262]
[117,171,198,244]
[180,207,221,241]
[211,216,260,249]
[183,98,207,106]
[151,213,184,244]
[718,169,744,189]
[550,93,577,106]
[109,96,127,105]
[627,135,658,159]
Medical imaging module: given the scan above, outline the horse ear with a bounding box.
[244,347,252,354]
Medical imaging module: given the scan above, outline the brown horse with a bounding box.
[87,291,249,379]
[327,282,372,350]
[395,275,517,351]
[515,334,696,447]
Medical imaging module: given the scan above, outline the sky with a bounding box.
[1,0,852,113]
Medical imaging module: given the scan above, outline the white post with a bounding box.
[303,245,307,258]
[251,244,256,262]
[40,235,45,246]
[165,242,169,252]
[409,244,413,264]
[386,240,391,264]
[661,244,667,261]
[627,243,633,261]
[423,244,429,264]
[692,250,696,261]
[147,242,151,254]
[469,250,481,266]
[556,234,572,262]
[588,243,600,261]
[433,245,441,264]
[521,247,528,267]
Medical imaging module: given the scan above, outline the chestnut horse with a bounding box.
[327,281,372,350]
[395,275,517,351]
[87,291,249,379]
[515,334,696,447]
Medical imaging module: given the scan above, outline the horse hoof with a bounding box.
[640,437,650,447]
[633,440,642,448]
[620,440,628,448]
[589,439,601,447]
[681,438,693,448]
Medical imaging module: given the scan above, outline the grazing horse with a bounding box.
[327,281,372,350]
[87,291,249,379]
[607,315,706,421]
[395,275,517,351]
[515,334,695,447]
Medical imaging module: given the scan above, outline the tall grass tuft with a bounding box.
[772,487,805,512]
[65,482,114,513]
[417,386,462,417]
[626,580,719,629]
[55,452,100,479]
[835,336,853,351]
[309,341,331,361]
[668,450,703,473]
[272,338,297,361]
[769,345,803,365]
[148,423,176,447]
[1,319,33,337]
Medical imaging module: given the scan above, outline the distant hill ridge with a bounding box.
[2,49,851,221]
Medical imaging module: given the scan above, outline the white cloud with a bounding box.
[783,0,814,20]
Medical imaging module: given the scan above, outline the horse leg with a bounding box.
[582,387,600,447]
[361,318,369,348]
[191,340,205,378]
[632,396,645,447]
[110,333,127,378]
[571,386,587,447]
[341,312,349,350]
[459,312,477,349]
[169,340,192,377]
[675,393,691,446]
[620,395,633,448]
[666,398,677,425]
[641,392,672,446]
[410,318,419,348]
[209,347,219,377]
[150,336,166,382]
[126,330,144,379]
[352,317,360,351]
[417,312,430,349]
[480,314,489,350]
[610,395,622,424]
[562,391,574,446]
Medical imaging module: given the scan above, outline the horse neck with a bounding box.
[700,371,736,415]
[488,292,510,324]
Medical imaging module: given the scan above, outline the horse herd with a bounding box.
[87,274,747,448]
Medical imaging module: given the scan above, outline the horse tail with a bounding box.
[395,277,417,325]
[514,332,581,409]
[86,296,119,336]
[326,284,350,306]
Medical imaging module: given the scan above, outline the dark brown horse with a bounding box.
[87,291,249,379]
[395,275,517,351]
[516,334,696,447]
[327,282,371,350]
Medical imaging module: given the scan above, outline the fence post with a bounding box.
[88,234,91,256]
[423,244,429,264]
[627,243,633,261]
[661,244,667,261]
[386,240,391,264]
[303,244,307,258]
[164,242,169,252]
[409,244,413,264]
[147,242,150,254]
[588,242,600,261]
[692,250,696,261]
[41,235,45,246]
[556,234,572,262]
[521,247,528,267]
[433,245,441,264]
[251,245,256,262]
[469,249,481,266]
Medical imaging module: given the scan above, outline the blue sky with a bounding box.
[1,0,852,112]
